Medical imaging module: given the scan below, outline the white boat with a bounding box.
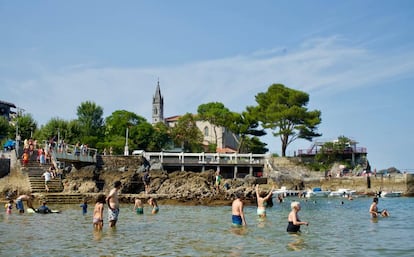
[329,188,356,197]
[272,186,302,197]
[381,191,402,197]
[305,188,331,198]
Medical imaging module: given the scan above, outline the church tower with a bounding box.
[152,80,164,124]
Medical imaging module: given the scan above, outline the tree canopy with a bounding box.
[252,84,322,156]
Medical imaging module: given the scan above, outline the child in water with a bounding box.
[148,197,159,214]
[5,200,13,214]
[93,194,106,231]
[134,198,144,215]
[80,200,88,215]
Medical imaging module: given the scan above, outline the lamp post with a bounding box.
[124,127,129,156]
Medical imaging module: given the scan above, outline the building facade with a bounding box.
[152,83,238,152]
[0,100,16,121]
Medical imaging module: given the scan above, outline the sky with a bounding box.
[1,0,414,171]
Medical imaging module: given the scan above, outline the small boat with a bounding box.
[329,188,356,197]
[305,187,331,198]
[272,186,303,197]
[381,191,402,197]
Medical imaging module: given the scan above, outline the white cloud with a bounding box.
[3,36,414,127]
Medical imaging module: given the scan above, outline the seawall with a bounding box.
[303,173,414,196]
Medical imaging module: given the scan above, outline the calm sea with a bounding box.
[0,196,413,257]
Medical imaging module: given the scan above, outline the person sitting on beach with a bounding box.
[148,197,159,214]
[15,194,35,213]
[93,194,106,231]
[255,184,274,218]
[134,198,144,215]
[287,201,309,233]
[369,197,389,218]
[231,193,247,226]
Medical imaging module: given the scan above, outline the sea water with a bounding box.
[0,197,413,257]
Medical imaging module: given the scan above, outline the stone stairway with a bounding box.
[36,193,88,204]
[23,161,64,193]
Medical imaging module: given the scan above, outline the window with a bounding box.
[204,126,209,136]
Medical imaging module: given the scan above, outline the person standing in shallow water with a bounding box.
[255,184,274,218]
[93,194,106,231]
[106,181,122,228]
[148,197,159,214]
[287,201,308,233]
[134,198,144,215]
[231,194,247,226]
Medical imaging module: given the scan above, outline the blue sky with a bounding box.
[1,0,414,171]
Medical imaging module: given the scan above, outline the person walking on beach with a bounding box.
[369,197,389,218]
[148,197,159,214]
[287,201,308,233]
[93,194,106,231]
[255,184,274,218]
[106,181,122,228]
[15,194,35,213]
[134,198,144,215]
[231,193,247,226]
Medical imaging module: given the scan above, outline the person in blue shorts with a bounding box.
[231,193,247,226]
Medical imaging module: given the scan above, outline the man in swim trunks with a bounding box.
[231,194,247,226]
[106,181,122,228]
[15,194,35,213]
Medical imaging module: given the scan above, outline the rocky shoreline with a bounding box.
[1,157,413,205]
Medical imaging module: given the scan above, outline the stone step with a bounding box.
[36,193,88,204]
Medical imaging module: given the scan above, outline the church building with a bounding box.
[151,82,238,153]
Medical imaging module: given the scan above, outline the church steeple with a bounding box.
[152,80,164,124]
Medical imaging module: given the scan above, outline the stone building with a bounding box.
[151,82,238,152]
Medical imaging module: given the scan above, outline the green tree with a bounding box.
[14,114,37,141]
[197,102,232,145]
[228,110,266,153]
[0,116,12,140]
[76,101,104,147]
[252,84,321,157]
[36,118,68,144]
[242,136,268,154]
[147,122,171,151]
[171,113,203,152]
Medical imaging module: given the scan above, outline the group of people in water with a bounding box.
[91,181,159,231]
[232,184,390,233]
[5,181,390,234]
